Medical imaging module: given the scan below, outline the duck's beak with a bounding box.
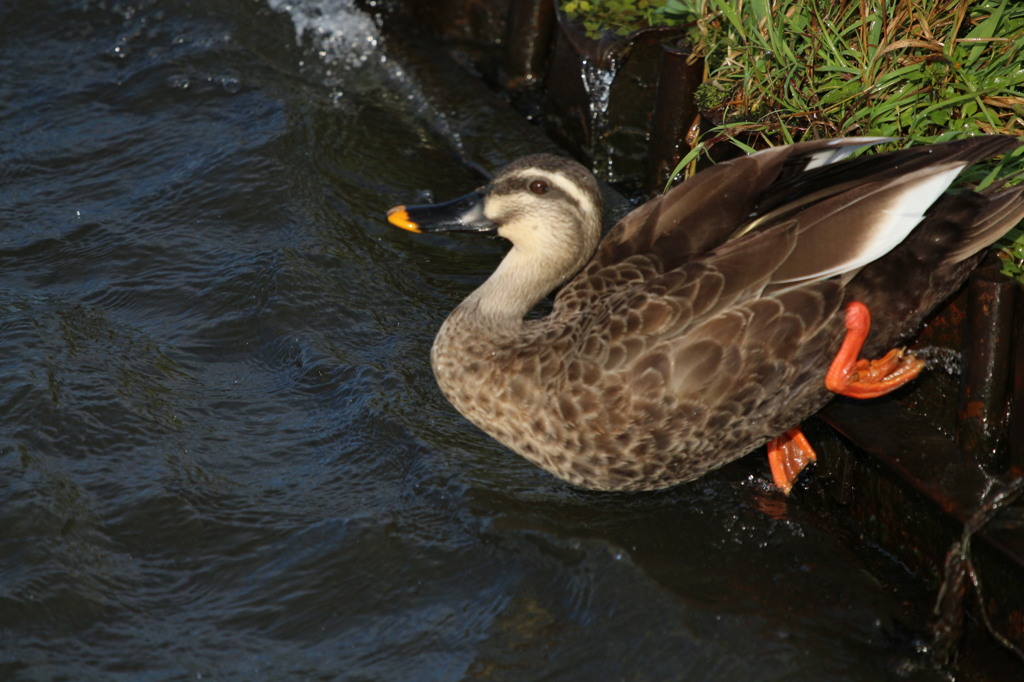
[387,189,496,235]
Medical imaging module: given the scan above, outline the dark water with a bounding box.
[0,1,946,680]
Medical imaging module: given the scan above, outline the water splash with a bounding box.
[265,0,469,158]
[580,59,617,181]
[916,346,963,375]
[268,0,383,71]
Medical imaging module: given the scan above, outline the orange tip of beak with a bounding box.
[387,206,421,233]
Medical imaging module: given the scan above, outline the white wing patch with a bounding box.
[773,161,968,284]
[802,137,894,170]
[853,162,966,264]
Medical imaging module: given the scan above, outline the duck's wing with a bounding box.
[555,135,1020,318]
[740,135,1022,242]
[551,138,881,317]
[563,135,1021,377]
[587,137,890,270]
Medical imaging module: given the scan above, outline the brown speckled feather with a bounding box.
[406,137,1024,491]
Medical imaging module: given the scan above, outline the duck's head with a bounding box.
[388,154,603,280]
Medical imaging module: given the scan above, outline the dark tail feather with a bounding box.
[944,183,1024,265]
[849,179,1024,353]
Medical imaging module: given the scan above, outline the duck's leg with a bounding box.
[825,301,925,399]
[767,301,927,495]
[767,428,816,495]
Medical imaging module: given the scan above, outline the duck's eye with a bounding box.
[529,180,550,195]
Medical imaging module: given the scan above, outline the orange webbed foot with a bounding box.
[767,427,817,495]
[825,301,925,400]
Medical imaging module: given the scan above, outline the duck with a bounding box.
[387,136,1024,493]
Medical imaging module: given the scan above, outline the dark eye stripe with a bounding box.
[490,172,587,215]
[546,185,584,214]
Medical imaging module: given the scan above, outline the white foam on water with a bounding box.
[266,0,465,154]
[268,0,384,71]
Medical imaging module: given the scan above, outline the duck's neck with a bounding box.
[455,244,572,332]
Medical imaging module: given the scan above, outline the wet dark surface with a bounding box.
[0,1,973,679]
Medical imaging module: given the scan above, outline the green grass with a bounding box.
[672,1,1023,143]
[561,0,690,37]
[559,0,1024,282]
